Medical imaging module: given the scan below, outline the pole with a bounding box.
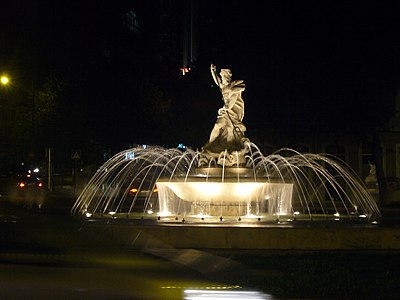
[73,159,77,195]
[31,80,35,134]
[46,147,53,192]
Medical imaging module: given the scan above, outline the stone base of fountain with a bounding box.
[80,222,400,250]
[194,167,254,177]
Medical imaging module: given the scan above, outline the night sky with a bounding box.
[1,1,400,159]
[200,1,400,143]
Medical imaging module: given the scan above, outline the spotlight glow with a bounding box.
[183,289,271,300]
[158,211,172,217]
[0,75,9,85]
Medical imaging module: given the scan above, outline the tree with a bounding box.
[34,75,64,146]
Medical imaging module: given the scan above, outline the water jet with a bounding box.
[71,145,380,223]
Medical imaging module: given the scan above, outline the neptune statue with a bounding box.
[199,64,250,166]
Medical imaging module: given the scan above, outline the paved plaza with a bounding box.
[1,194,400,299]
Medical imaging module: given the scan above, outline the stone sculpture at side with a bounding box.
[199,64,250,166]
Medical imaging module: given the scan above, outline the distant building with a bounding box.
[181,0,197,75]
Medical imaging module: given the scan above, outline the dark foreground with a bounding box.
[1,194,400,299]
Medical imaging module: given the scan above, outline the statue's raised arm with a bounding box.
[210,64,222,87]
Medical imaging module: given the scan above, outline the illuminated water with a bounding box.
[72,144,380,223]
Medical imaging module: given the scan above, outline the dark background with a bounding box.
[1,0,399,166]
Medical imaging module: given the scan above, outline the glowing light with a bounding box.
[85,212,92,217]
[38,182,43,187]
[0,75,9,85]
[203,183,222,197]
[147,209,153,214]
[109,211,116,215]
[33,168,39,173]
[235,183,261,196]
[129,188,138,193]
[245,214,260,219]
[157,181,284,203]
[195,213,210,218]
[334,212,340,217]
[294,211,300,215]
[158,211,172,217]
[19,182,25,188]
[180,66,191,75]
[125,151,135,160]
[183,289,271,300]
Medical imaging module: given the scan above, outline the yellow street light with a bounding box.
[1,75,9,85]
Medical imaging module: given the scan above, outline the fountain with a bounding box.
[71,145,380,222]
[72,64,380,223]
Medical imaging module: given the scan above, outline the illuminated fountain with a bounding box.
[71,145,380,222]
[72,64,380,223]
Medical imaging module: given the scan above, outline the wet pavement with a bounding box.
[0,195,273,299]
[1,193,400,299]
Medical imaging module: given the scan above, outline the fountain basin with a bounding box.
[156,177,293,217]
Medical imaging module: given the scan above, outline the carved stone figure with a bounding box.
[365,162,378,190]
[199,64,250,166]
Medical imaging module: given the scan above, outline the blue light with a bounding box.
[125,151,135,160]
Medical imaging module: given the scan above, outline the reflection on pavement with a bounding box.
[184,288,272,299]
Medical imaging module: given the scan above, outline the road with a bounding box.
[2,193,400,299]
[0,194,273,299]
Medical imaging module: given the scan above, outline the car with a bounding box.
[9,174,46,208]
[107,178,159,215]
[126,184,158,213]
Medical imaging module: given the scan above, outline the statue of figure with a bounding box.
[365,162,378,191]
[199,64,250,166]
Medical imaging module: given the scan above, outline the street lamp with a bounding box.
[1,74,34,129]
[0,74,10,138]
[1,75,9,85]
[0,73,36,141]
